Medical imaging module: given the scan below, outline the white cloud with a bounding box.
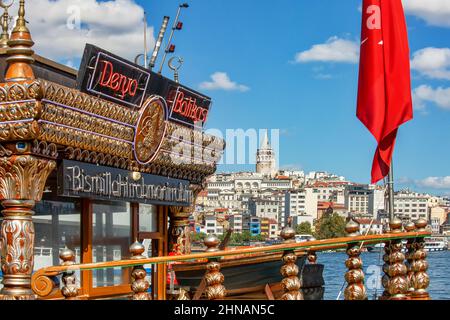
[294,36,359,64]
[10,0,154,64]
[413,85,450,111]
[411,47,450,80]
[416,176,450,189]
[403,0,450,28]
[199,72,249,92]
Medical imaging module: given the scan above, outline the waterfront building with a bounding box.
[249,216,261,236]
[317,201,348,219]
[249,197,280,222]
[344,185,372,215]
[229,214,243,234]
[393,190,429,221]
[355,218,383,235]
[268,219,279,239]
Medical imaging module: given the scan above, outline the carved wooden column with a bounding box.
[0,0,56,300]
[60,247,79,300]
[344,219,367,300]
[203,234,226,300]
[387,218,409,300]
[168,206,192,255]
[129,241,151,300]
[404,221,416,297]
[0,155,55,300]
[411,219,430,300]
[279,226,303,300]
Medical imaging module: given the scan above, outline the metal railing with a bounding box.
[31,218,432,301]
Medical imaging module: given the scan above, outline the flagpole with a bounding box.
[388,162,395,220]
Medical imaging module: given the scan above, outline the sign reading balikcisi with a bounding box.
[77,44,151,109]
[165,84,212,128]
[58,160,192,206]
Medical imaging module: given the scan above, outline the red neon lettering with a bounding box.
[98,59,139,99]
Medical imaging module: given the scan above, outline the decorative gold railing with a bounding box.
[31,218,432,301]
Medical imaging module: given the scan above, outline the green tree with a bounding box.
[313,213,346,239]
[296,221,312,235]
[191,232,207,243]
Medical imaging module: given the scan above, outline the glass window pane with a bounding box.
[92,201,131,288]
[139,204,158,233]
[33,199,81,289]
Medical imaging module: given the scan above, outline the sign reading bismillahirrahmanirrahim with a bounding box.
[58,160,193,206]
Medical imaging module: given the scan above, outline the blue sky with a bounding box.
[140,0,450,195]
[24,0,450,195]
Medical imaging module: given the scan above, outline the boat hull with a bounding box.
[173,251,325,300]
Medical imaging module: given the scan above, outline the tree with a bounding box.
[313,213,346,239]
[296,221,312,235]
[191,232,207,243]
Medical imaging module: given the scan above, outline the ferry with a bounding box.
[367,237,448,252]
[424,237,448,252]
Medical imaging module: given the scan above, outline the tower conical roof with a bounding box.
[260,130,271,149]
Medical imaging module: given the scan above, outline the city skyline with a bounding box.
[22,0,450,196]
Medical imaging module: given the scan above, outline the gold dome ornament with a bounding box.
[5,0,35,82]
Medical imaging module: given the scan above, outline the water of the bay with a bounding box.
[319,250,449,300]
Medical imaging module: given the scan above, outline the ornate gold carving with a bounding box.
[59,247,79,300]
[31,273,57,298]
[41,80,138,126]
[129,241,151,300]
[404,222,416,296]
[0,120,39,142]
[134,97,167,164]
[0,101,40,122]
[411,219,430,299]
[203,235,226,300]
[4,0,35,82]
[0,155,56,201]
[38,121,131,159]
[65,147,132,170]
[0,200,35,299]
[379,241,391,300]
[169,206,192,254]
[344,219,367,300]
[41,102,134,142]
[279,226,303,300]
[386,219,409,300]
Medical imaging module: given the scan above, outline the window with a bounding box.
[34,199,81,286]
[92,201,131,288]
[138,204,157,233]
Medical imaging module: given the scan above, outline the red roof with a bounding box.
[355,218,382,225]
[317,201,345,210]
[214,208,228,213]
[275,175,290,180]
[197,190,208,197]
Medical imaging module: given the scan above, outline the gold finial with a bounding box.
[0,5,10,49]
[5,0,35,82]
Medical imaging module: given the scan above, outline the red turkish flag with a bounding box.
[357,0,413,183]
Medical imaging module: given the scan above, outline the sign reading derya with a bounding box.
[77,44,212,129]
[58,160,193,206]
[77,44,151,109]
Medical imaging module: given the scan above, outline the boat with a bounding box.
[424,237,448,252]
[173,248,325,300]
[367,237,448,252]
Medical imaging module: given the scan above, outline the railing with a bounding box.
[31,218,432,300]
